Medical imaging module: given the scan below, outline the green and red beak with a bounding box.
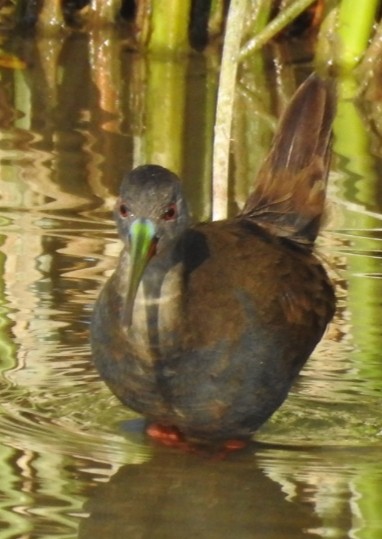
[124,218,158,327]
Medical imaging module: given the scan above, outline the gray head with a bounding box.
[115,164,189,249]
[114,164,190,325]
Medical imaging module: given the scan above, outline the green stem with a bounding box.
[143,56,187,175]
[333,76,373,180]
[239,0,316,61]
[250,0,273,35]
[337,0,379,71]
[149,0,191,53]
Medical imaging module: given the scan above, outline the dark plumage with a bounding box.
[91,74,336,444]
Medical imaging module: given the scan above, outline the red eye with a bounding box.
[162,203,177,221]
[119,203,130,218]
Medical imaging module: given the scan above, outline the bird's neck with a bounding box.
[117,240,186,359]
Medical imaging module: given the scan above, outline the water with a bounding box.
[0,30,382,538]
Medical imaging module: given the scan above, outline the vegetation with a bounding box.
[1,1,380,195]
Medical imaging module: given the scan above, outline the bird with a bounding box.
[91,74,336,448]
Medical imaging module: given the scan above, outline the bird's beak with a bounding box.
[125,218,157,327]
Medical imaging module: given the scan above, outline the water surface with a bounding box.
[0,31,382,538]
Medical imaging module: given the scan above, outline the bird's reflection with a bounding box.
[79,447,321,539]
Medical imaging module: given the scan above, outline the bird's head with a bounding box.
[115,164,189,325]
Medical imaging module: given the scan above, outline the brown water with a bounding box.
[0,30,382,539]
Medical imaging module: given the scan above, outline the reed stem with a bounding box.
[337,0,379,71]
[239,0,316,60]
[212,0,247,219]
[149,0,191,53]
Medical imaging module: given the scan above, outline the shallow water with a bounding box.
[0,30,382,538]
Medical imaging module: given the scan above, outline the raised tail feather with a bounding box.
[241,73,336,247]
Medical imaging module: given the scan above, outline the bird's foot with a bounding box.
[146,423,248,454]
[222,439,248,451]
[146,423,188,449]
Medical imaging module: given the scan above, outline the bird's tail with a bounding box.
[240,74,335,248]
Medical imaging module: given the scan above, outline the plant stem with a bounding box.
[212,0,247,220]
[250,0,273,35]
[337,0,379,71]
[239,0,316,61]
[143,57,187,175]
[149,0,191,53]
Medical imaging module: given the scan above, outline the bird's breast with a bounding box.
[120,259,185,361]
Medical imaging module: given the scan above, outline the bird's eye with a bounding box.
[161,203,177,222]
[119,203,131,218]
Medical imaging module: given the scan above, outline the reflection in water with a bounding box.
[0,28,381,539]
[79,448,322,539]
